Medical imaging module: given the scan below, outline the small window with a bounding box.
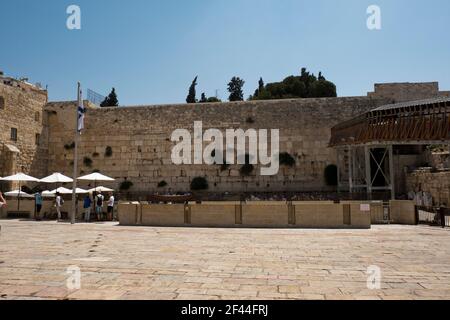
[11,128,18,141]
[0,96,4,109]
[35,133,41,146]
[35,112,40,122]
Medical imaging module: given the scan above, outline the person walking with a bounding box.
[107,193,115,221]
[95,191,104,221]
[55,192,63,221]
[83,194,92,222]
[35,191,43,221]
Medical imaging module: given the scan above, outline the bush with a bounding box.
[105,146,113,157]
[279,152,296,167]
[83,157,93,167]
[240,164,254,176]
[157,180,168,188]
[324,164,338,186]
[239,154,254,176]
[119,180,133,191]
[190,177,208,191]
[64,142,75,150]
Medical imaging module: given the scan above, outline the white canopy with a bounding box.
[41,190,56,198]
[50,187,88,194]
[4,190,34,198]
[40,172,73,183]
[0,173,40,182]
[77,173,115,182]
[74,188,88,194]
[87,186,114,193]
[50,187,73,194]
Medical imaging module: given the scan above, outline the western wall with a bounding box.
[1,76,449,195]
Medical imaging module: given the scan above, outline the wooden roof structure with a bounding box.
[330,97,450,147]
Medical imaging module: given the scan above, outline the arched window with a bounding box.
[0,96,5,109]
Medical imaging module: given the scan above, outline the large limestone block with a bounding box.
[294,204,343,228]
[190,203,237,227]
[141,204,185,226]
[242,202,289,227]
[390,200,416,225]
[118,202,139,226]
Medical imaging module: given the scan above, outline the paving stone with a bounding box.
[1,220,450,300]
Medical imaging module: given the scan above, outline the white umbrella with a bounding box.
[87,186,114,193]
[0,173,40,182]
[77,173,115,192]
[49,187,73,195]
[50,187,88,195]
[40,173,73,183]
[77,173,115,182]
[0,173,40,210]
[41,190,56,198]
[73,188,88,194]
[4,190,34,198]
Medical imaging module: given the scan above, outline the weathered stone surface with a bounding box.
[1,220,450,300]
[1,79,448,194]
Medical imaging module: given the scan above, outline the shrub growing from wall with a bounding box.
[190,177,208,191]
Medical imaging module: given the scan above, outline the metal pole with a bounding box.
[70,82,81,225]
[388,145,395,200]
[364,146,372,200]
[348,147,353,194]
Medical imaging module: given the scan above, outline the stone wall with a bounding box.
[0,80,48,185]
[368,82,450,102]
[406,170,450,206]
[2,79,449,195]
[45,96,389,193]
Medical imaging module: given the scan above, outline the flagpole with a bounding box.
[71,82,81,224]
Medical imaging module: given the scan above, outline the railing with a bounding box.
[415,206,450,227]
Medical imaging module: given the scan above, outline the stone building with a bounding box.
[1,71,449,195]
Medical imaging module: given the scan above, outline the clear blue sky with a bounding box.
[1,0,449,105]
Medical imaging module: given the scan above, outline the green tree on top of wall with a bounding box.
[186,76,198,103]
[228,77,245,102]
[249,68,337,101]
[199,93,222,103]
[100,88,119,107]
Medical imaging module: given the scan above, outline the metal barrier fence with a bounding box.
[416,206,450,228]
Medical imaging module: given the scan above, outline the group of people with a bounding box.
[30,190,115,222]
[82,191,115,222]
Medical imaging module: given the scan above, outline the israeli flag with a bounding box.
[77,87,86,133]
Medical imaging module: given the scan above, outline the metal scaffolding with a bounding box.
[331,97,450,200]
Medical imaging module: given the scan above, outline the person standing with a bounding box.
[83,194,92,222]
[0,191,7,208]
[95,191,104,221]
[35,191,43,221]
[55,192,63,221]
[107,193,115,221]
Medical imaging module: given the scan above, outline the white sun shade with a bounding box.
[49,187,73,194]
[4,190,34,198]
[77,173,115,182]
[40,172,73,183]
[87,186,114,193]
[50,187,88,194]
[41,190,56,197]
[0,173,40,182]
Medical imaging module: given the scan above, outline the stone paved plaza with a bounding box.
[0,220,450,300]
